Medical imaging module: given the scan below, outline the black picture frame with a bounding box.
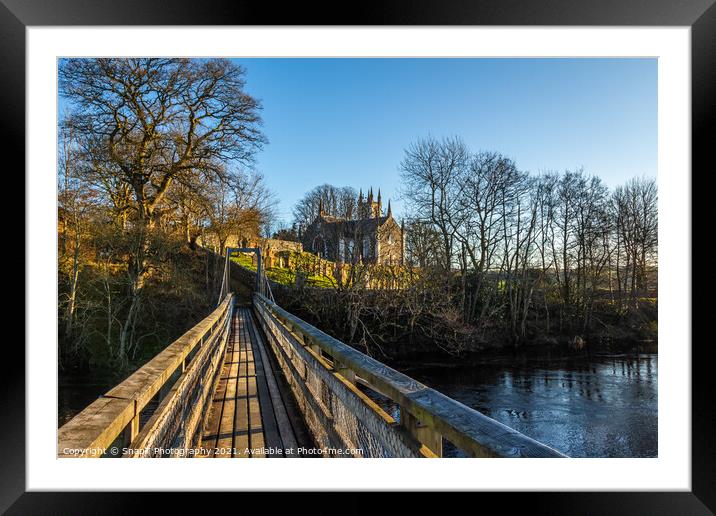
[3,0,712,512]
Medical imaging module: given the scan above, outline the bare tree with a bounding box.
[404,218,444,268]
[59,58,265,363]
[204,169,276,253]
[398,135,658,348]
[455,151,528,324]
[612,177,658,308]
[293,184,358,229]
[58,125,97,340]
[399,136,469,271]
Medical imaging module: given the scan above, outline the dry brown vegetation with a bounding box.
[58,58,274,375]
[274,137,658,359]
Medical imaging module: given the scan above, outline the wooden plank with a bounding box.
[249,308,301,452]
[182,319,230,452]
[129,315,231,457]
[214,314,240,458]
[255,302,411,456]
[106,296,232,411]
[201,358,229,456]
[246,308,286,455]
[231,309,250,457]
[402,410,443,457]
[195,318,232,458]
[244,309,266,458]
[201,312,236,457]
[59,295,233,459]
[254,304,346,453]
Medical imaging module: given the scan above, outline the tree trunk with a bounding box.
[65,224,80,336]
[118,212,152,365]
[119,289,142,365]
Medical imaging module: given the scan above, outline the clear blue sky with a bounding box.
[233,58,657,225]
[58,58,657,225]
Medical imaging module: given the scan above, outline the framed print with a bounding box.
[4,0,713,511]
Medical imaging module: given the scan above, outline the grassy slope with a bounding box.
[230,252,337,288]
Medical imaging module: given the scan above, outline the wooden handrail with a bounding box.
[58,294,234,458]
[254,293,566,458]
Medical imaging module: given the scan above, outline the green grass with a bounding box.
[266,266,294,285]
[230,253,256,271]
[305,273,337,288]
[230,253,336,288]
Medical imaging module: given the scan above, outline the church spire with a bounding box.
[386,199,392,218]
[318,198,324,217]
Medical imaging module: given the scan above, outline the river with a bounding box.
[59,353,657,458]
[58,381,113,428]
[372,353,658,458]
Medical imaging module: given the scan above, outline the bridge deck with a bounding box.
[198,307,308,458]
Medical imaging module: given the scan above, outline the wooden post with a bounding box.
[401,409,442,457]
[124,402,140,448]
[302,332,321,356]
[256,247,263,294]
[333,359,355,384]
[224,248,229,298]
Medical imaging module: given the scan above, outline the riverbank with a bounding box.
[272,283,658,363]
[388,339,657,372]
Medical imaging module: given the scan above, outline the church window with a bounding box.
[346,238,356,263]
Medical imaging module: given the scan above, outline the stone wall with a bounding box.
[197,233,303,269]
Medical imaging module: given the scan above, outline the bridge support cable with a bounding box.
[259,263,275,303]
[217,250,230,306]
[222,246,274,303]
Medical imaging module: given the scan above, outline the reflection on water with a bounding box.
[59,381,162,430]
[366,354,657,458]
[58,382,112,427]
[60,354,657,458]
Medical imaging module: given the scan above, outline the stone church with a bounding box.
[301,188,405,265]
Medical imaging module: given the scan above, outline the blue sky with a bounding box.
[234,58,657,224]
[59,58,657,225]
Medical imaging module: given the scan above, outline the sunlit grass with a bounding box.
[229,253,337,288]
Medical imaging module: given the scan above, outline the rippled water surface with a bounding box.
[375,354,658,458]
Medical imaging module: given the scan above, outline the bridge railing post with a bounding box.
[400,409,443,457]
[332,358,356,385]
[122,401,140,448]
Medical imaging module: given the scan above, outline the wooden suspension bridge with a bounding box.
[58,248,567,459]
